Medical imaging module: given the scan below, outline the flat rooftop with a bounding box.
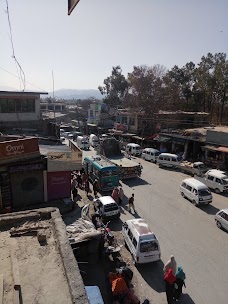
[109,156,140,167]
[0,208,88,304]
[39,144,71,155]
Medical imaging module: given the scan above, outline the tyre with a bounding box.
[215,188,221,194]
[181,192,185,198]
[216,220,222,229]
[192,200,197,206]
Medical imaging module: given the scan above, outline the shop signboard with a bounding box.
[47,171,71,200]
[0,138,40,164]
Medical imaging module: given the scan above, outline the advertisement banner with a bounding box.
[47,171,71,200]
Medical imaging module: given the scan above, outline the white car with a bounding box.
[93,196,120,221]
[215,209,228,232]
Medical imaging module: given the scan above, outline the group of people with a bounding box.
[71,170,91,201]
[111,188,136,213]
[164,255,186,303]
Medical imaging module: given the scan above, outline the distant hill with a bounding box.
[48,89,103,100]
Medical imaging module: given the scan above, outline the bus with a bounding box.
[83,155,120,191]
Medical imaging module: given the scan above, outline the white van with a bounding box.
[122,218,161,264]
[180,178,212,206]
[93,196,120,221]
[157,153,179,168]
[126,143,142,156]
[141,148,160,163]
[76,136,90,150]
[89,134,99,147]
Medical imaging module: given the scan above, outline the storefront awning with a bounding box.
[204,145,228,153]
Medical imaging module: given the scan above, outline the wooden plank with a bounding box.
[0,274,3,304]
[10,239,21,289]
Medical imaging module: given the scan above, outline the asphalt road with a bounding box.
[83,148,228,304]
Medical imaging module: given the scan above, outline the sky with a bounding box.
[0,0,227,93]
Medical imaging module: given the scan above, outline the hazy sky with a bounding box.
[0,0,227,93]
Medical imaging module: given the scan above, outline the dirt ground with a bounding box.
[0,219,73,304]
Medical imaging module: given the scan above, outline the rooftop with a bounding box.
[39,144,71,155]
[0,208,88,304]
[0,90,48,95]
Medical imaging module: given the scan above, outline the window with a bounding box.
[140,241,158,253]
[122,116,127,124]
[207,175,214,181]
[128,229,133,240]
[132,237,137,248]
[215,178,222,184]
[181,182,186,188]
[8,99,16,112]
[172,157,177,162]
[129,117,135,126]
[186,185,192,191]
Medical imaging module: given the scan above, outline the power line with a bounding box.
[5,0,26,91]
[0,66,47,92]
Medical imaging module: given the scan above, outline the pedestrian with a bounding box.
[128,193,136,213]
[85,180,90,197]
[76,173,82,188]
[71,175,77,190]
[164,268,176,304]
[118,187,124,206]
[72,186,78,202]
[82,172,88,188]
[111,187,119,203]
[128,147,132,158]
[173,266,186,301]
[164,255,177,275]
[93,179,99,196]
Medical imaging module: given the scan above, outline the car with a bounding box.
[215,209,228,232]
[93,196,120,221]
[141,148,160,162]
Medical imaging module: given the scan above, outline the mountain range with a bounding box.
[48,89,102,100]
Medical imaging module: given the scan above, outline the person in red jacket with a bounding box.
[164,268,176,304]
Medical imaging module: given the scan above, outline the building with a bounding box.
[87,103,114,133]
[40,101,66,112]
[0,207,88,304]
[0,91,48,132]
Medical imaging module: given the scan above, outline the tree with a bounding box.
[98,66,128,107]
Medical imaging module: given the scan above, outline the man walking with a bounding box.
[128,193,136,213]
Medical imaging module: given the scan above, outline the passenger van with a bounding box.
[93,196,120,221]
[141,148,160,163]
[180,178,212,206]
[89,134,99,147]
[126,143,142,156]
[157,153,179,168]
[215,209,228,232]
[122,218,161,264]
[76,136,90,150]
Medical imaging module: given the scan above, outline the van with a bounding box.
[180,178,212,206]
[157,153,179,168]
[141,148,160,163]
[76,136,90,150]
[126,143,142,156]
[214,209,228,232]
[89,134,99,147]
[93,196,120,221]
[195,169,228,193]
[122,218,161,264]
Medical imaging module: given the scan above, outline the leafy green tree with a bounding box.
[98,66,128,107]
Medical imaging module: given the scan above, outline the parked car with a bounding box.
[93,196,120,221]
[195,169,228,193]
[141,148,160,162]
[122,218,161,264]
[180,178,212,206]
[157,153,180,168]
[215,209,228,231]
[125,143,142,156]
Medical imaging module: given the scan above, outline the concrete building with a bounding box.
[0,208,88,304]
[40,101,66,112]
[0,91,48,132]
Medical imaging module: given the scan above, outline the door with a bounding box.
[11,170,44,209]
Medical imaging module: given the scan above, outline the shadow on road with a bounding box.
[136,260,165,293]
[122,178,151,187]
[108,217,123,232]
[179,293,195,304]
[199,204,220,215]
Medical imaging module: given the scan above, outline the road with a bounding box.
[82,148,228,304]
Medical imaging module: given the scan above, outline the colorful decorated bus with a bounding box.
[83,155,120,191]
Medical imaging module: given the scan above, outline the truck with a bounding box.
[89,134,99,147]
[99,138,142,179]
[178,161,208,176]
[195,169,228,193]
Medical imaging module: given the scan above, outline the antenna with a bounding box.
[52,70,56,121]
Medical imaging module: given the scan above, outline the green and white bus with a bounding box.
[83,155,120,191]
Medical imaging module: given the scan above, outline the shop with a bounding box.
[203,145,228,170]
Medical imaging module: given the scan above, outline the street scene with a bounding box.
[1,1,228,304]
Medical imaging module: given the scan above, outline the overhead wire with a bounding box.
[5,0,26,91]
